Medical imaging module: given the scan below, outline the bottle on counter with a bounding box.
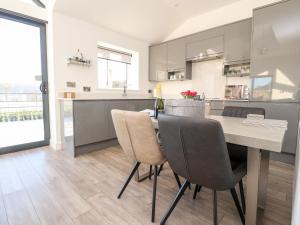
[202,92,206,101]
[154,98,164,119]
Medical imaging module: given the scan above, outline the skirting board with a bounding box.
[74,139,119,157]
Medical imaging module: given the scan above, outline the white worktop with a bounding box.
[58,96,156,101]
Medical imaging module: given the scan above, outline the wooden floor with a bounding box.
[0,146,294,225]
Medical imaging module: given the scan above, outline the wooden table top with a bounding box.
[151,115,287,152]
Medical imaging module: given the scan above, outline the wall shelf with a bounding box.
[67,58,91,67]
[67,49,91,67]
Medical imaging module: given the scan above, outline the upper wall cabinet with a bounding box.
[224,19,252,63]
[251,0,300,102]
[167,38,186,71]
[149,43,168,81]
[186,26,224,60]
[186,35,224,60]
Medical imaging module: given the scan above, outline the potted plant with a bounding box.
[181,90,197,99]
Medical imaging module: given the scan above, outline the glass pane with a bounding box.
[98,58,108,88]
[0,17,45,148]
[108,61,127,88]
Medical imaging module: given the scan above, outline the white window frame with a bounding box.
[97,45,139,91]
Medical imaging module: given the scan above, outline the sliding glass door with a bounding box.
[0,11,50,154]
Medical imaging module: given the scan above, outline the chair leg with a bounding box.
[173,172,181,189]
[157,163,164,176]
[193,185,198,199]
[198,185,202,192]
[193,184,202,199]
[239,180,246,214]
[149,165,153,180]
[117,162,141,199]
[151,166,158,222]
[213,190,218,225]
[160,180,190,225]
[230,188,245,225]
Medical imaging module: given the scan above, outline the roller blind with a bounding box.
[98,46,132,64]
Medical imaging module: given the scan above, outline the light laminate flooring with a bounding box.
[0,146,293,225]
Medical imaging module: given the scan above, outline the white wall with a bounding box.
[49,12,153,149]
[165,0,281,41]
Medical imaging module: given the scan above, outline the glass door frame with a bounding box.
[0,10,50,154]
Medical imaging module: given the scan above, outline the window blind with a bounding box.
[98,46,132,64]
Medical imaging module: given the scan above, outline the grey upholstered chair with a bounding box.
[158,115,246,225]
[222,106,265,161]
[111,110,166,222]
[222,106,265,118]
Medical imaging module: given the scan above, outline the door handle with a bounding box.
[40,82,48,95]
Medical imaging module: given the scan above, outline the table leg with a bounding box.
[246,147,261,225]
[258,151,270,209]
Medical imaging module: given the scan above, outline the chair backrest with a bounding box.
[158,115,236,190]
[111,110,164,165]
[111,110,135,159]
[222,106,265,118]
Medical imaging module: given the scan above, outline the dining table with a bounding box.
[150,114,288,225]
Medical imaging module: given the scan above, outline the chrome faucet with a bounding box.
[122,85,127,97]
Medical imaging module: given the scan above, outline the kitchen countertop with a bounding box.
[206,98,249,102]
[58,97,156,101]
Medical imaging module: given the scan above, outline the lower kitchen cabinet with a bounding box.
[73,101,108,146]
[61,99,155,157]
[106,100,129,140]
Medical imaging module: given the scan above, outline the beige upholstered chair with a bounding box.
[111,110,166,222]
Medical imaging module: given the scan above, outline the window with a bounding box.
[97,45,139,90]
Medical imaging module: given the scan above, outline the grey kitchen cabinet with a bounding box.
[61,99,156,157]
[251,0,300,102]
[149,43,168,81]
[186,26,224,44]
[73,100,108,146]
[224,19,252,63]
[107,99,155,139]
[127,99,155,111]
[186,35,224,60]
[106,100,129,139]
[167,38,186,71]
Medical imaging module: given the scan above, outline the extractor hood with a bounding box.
[186,52,223,63]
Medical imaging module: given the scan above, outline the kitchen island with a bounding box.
[60,98,155,157]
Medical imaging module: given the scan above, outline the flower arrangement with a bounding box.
[181,90,197,99]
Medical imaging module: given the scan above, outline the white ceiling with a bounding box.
[54,0,242,44]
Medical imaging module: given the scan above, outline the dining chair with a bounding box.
[111,110,167,222]
[222,106,265,118]
[158,115,246,225]
[164,101,205,191]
